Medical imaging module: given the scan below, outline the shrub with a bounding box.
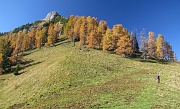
[14,64,20,75]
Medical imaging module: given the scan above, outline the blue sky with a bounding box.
[0,0,180,59]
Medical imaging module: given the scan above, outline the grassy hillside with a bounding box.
[0,37,179,109]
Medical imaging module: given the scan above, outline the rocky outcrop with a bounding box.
[43,11,60,20]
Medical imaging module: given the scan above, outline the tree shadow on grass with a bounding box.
[20,60,44,71]
[3,59,43,75]
[130,58,169,64]
[16,61,44,75]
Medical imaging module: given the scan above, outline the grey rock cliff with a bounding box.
[43,11,60,20]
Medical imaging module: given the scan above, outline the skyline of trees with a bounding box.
[0,14,177,74]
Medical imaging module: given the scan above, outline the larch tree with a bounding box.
[112,24,124,50]
[53,22,62,43]
[73,17,83,40]
[148,31,156,58]
[41,27,48,45]
[28,28,36,50]
[8,32,17,50]
[35,28,43,49]
[47,24,54,46]
[86,17,99,48]
[22,32,29,51]
[11,31,23,64]
[155,34,165,58]
[64,15,77,40]
[79,19,88,47]
[86,16,98,36]
[115,28,133,56]
[87,30,97,48]
[96,20,107,49]
[102,27,114,51]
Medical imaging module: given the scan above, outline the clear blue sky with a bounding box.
[0,0,180,60]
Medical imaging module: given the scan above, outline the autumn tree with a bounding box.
[64,15,77,40]
[73,17,83,40]
[102,28,114,51]
[8,32,17,50]
[35,28,43,49]
[22,32,29,51]
[115,28,133,56]
[86,16,98,35]
[148,31,156,58]
[28,28,36,50]
[87,30,97,48]
[96,20,107,48]
[86,17,99,48]
[11,31,23,64]
[79,19,88,47]
[41,27,48,45]
[112,24,124,50]
[53,22,62,43]
[47,24,54,46]
[155,34,164,58]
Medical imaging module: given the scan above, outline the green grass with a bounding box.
[0,38,179,109]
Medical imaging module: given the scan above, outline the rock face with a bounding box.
[43,11,60,20]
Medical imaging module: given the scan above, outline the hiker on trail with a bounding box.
[157,74,160,83]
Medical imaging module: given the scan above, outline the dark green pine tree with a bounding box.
[0,39,12,73]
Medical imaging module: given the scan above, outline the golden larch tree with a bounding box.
[87,30,97,48]
[155,34,164,58]
[148,31,156,57]
[96,20,107,48]
[22,33,29,51]
[79,20,88,47]
[112,24,124,50]
[102,28,113,51]
[47,24,54,46]
[28,28,36,50]
[115,28,133,55]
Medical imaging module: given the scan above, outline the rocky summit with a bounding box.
[43,11,60,20]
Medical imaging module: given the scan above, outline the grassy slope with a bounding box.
[0,38,179,109]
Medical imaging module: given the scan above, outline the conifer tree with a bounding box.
[0,53,2,75]
[47,24,54,46]
[22,33,29,51]
[64,15,77,40]
[96,20,107,48]
[79,20,88,47]
[73,17,83,40]
[130,31,139,52]
[115,28,133,56]
[102,28,113,51]
[0,38,12,73]
[87,30,97,48]
[148,32,156,57]
[112,24,123,50]
[156,34,164,58]
[28,28,36,50]
[11,31,23,64]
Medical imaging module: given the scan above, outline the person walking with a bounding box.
[157,74,160,83]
